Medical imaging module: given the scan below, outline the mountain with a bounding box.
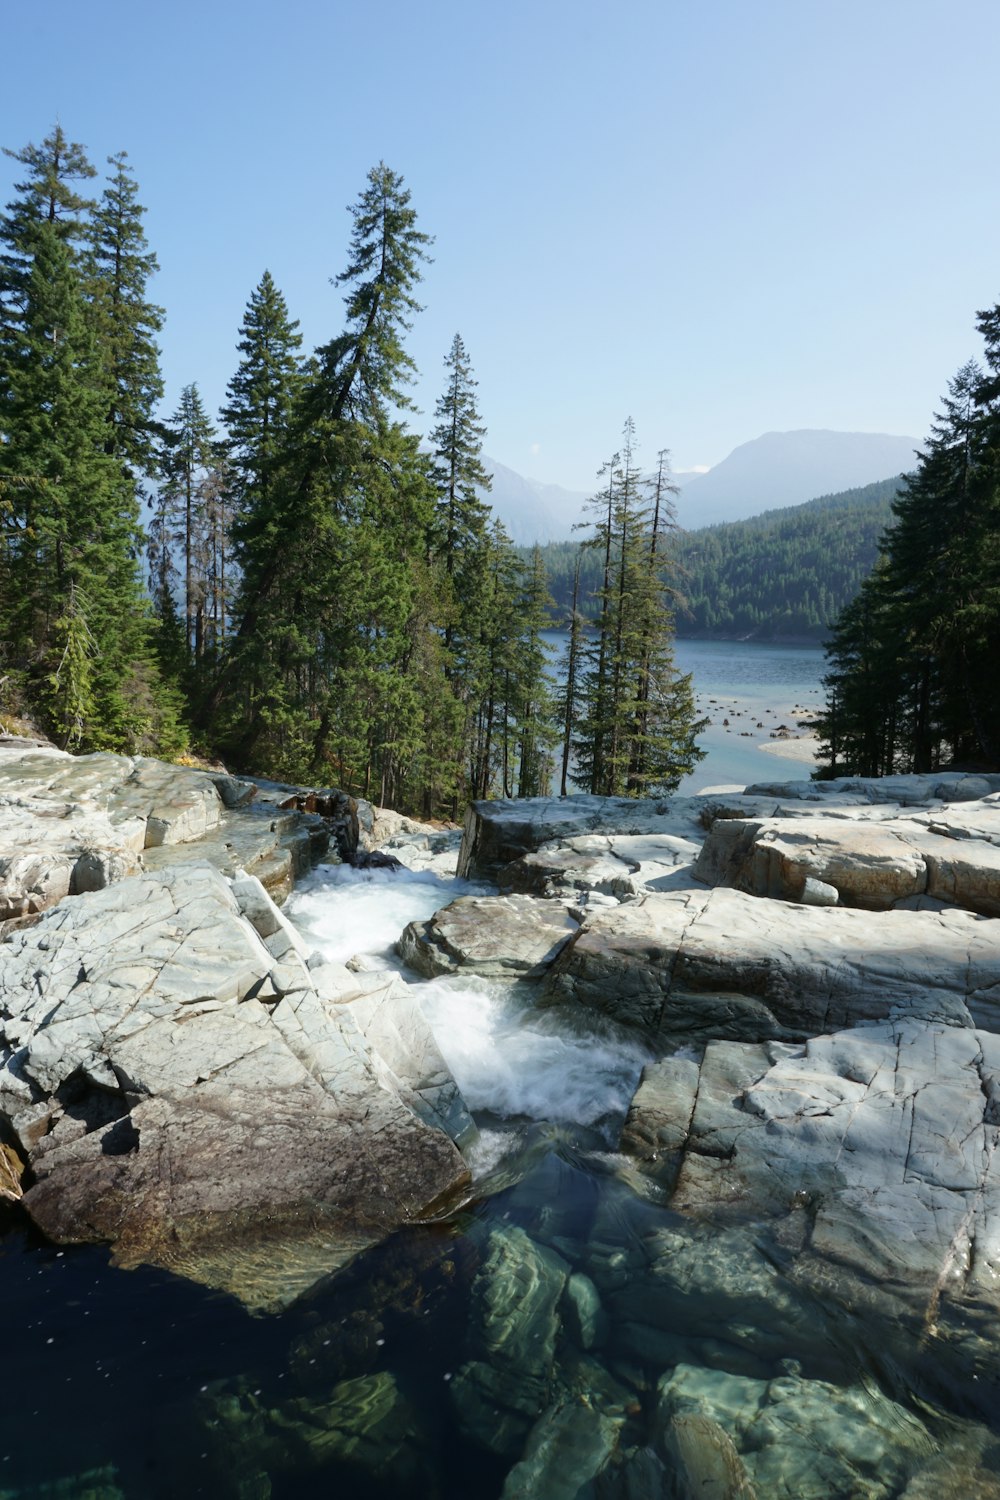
[479,457,588,544]
[482,430,921,543]
[675,429,919,530]
[529,473,904,642]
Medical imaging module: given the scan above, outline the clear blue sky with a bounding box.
[3,0,997,490]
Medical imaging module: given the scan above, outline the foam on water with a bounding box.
[287,865,648,1135]
[286,862,482,966]
[417,975,649,1129]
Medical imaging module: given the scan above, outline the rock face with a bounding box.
[694,806,1000,914]
[0,859,470,1309]
[0,747,331,922]
[540,885,1000,1039]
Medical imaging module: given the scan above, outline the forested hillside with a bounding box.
[531,475,902,640]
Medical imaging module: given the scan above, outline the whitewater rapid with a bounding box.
[285,863,648,1140]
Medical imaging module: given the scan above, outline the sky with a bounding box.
[2,0,998,491]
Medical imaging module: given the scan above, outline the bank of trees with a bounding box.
[532,474,901,641]
[0,125,705,806]
[815,338,1000,776]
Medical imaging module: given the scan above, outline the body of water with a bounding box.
[545,632,827,794]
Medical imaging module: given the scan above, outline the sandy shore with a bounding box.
[756,734,821,766]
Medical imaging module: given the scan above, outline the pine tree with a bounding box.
[84,151,164,475]
[221,269,302,539]
[429,333,492,577]
[0,219,155,747]
[160,383,219,667]
[572,421,705,796]
[816,351,1000,777]
[511,546,558,797]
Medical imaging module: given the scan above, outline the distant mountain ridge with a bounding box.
[675,429,918,530]
[483,430,920,543]
[478,457,589,545]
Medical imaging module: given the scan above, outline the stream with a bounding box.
[2,857,997,1497]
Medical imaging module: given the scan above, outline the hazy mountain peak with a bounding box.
[480,430,922,543]
[676,429,919,530]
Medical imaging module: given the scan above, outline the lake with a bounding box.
[543,633,827,793]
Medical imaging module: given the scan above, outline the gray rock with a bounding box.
[458,795,696,883]
[0,864,470,1307]
[542,887,1000,1040]
[694,809,1000,915]
[0,750,331,919]
[399,894,579,980]
[621,1020,1000,1390]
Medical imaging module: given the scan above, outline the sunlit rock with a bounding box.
[542,886,1000,1039]
[622,1019,1000,1399]
[398,894,580,980]
[0,864,470,1307]
[694,809,1000,915]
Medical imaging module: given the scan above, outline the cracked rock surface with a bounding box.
[0,863,469,1307]
[0,746,329,921]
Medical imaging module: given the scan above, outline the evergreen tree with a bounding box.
[84,151,164,474]
[1,126,95,314]
[816,351,1000,776]
[221,269,302,540]
[572,421,705,796]
[0,218,156,747]
[428,332,492,579]
[511,546,558,797]
[159,383,220,666]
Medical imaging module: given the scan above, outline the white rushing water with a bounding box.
[286,864,648,1133]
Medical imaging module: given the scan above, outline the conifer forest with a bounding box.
[0,129,704,810]
[3,126,998,802]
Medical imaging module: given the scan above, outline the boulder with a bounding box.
[0,864,470,1307]
[541,887,1000,1040]
[694,810,1000,915]
[621,1020,1000,1399]
[398,894,580,980]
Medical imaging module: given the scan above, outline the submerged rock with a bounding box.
[657,1363,936,1499]
[450,1223,570,1457]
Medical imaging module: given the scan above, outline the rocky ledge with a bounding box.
[0,745,470,1308]
[410,773,1000,1410]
